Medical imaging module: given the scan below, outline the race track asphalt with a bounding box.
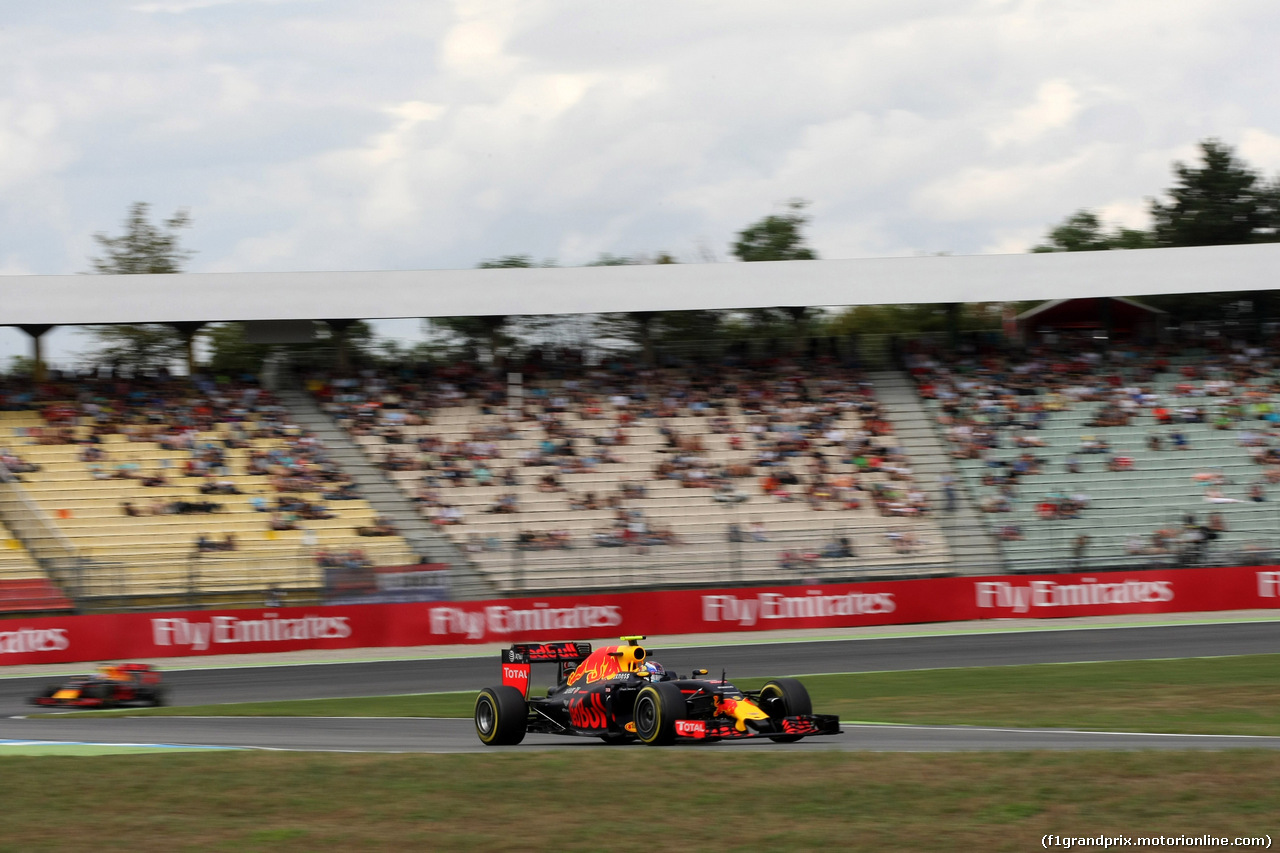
[4,620,1278,753]
[4,717,1280,753]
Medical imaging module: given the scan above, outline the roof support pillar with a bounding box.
[17,324,55,382]
[325,319,355,372]
[168,322,205,376]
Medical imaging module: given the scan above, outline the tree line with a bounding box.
[52,138,1280,376]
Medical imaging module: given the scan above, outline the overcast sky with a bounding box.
[3,0,1279,363]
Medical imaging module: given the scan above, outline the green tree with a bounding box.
[435,255,556,364]
[1150,139,1279,247]
[731,200,820,349]
[1032,210,1154,253]
[731,199,818,262]
[89,201,194,274]
[86,202,197,373]
[201,323,274,376]
[586,252,721,366]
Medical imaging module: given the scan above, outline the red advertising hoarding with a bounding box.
[3,565,1279,666]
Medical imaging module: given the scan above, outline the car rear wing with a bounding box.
[500,642,593,699]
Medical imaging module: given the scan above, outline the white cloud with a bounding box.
[0,0,1278,287]
[988,79,1083,147]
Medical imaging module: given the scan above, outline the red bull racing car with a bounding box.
[30,663,168,709]
[474,636,841,746]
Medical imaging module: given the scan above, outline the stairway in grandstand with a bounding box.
[866,370,1006,574]
[0,408,416,607]
[274,388,487,599]
[315,382,954,596]
[0,516,72,613]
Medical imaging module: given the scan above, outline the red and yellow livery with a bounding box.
[474,637,841,746]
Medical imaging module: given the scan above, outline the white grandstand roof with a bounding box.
[2,242,1278,326]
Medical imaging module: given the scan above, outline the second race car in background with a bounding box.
[30,663,168,709]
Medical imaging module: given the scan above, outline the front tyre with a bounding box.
[474,686,527,746]
[634,683,686,746]
[759,678,812,743]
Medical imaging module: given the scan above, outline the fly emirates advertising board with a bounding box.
[3,566,1278,665]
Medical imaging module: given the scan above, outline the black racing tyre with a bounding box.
[150,688,168,707]
[30,686,58,705]
[633,682,686,746]
[759,678,812,743]
[474,686,527,746]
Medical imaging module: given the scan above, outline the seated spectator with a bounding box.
[297,502,335,520]
[1078,435,1109,454]
[592,528,626,547]
[269,512,299,531]
[819,536,854,559]
[996,524,1022,541]
[170,500,222,514]
[199,478,241,495]
[112,461,142,479]
[487,492,519,514]
[712,483,748,504]
[356,515,398,536]
[324,482,361,500]
[432,504,464,525]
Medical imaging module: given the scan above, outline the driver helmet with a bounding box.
[642,661,665,681]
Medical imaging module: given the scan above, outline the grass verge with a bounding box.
[1,751,1277,852]
[56,654,1280,736]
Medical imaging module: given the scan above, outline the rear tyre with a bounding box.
[634,683,686,746]
[759,678,812,743]
[150,688,168,707]
[474,686,527,746]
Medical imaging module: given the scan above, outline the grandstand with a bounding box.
[304,364,951,594]
[0,395,417,610]
[911,338,1280,572]
[4,246,1280,614]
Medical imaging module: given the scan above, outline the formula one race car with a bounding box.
[30,663,168,709]
[474,637,840,746]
